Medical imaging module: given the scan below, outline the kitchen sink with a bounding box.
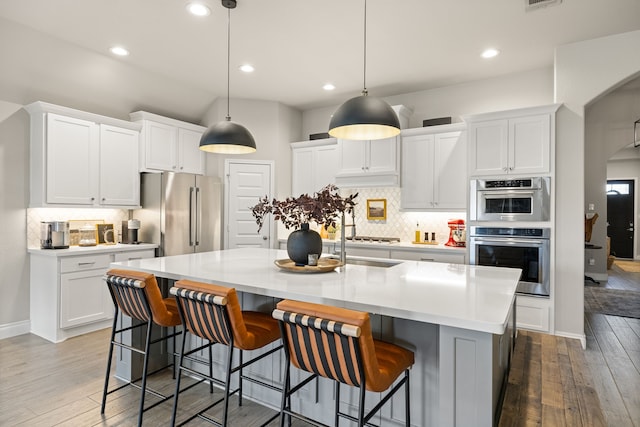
[329,256,401,268]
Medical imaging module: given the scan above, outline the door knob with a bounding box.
[262,236,268,240]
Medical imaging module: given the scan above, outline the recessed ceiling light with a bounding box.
[239,64,254,73]
[323,83,336,91]
[110,46,129,56]
[186,3,211,16]
[481,48,500,59]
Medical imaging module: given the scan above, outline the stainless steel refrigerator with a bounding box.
[135,172,222,257]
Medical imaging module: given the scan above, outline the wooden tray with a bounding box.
[274,257,342,273]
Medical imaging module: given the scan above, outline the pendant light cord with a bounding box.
[226,7,231,121]
[362,0,368,96]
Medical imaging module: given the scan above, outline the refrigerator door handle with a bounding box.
[189,186,195,247]
[195,187,201,246]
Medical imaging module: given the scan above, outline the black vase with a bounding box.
[287,223,323,266]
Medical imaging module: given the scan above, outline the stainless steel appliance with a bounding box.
[134,172,222,256]
[470,177,550,222]
[469,226,550,297]
[40,221,70,249]
[121,219,141,244]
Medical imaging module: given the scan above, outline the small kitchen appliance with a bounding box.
[40,221,70,249]
[122,219,140,244]
[470,177,550,222]
[445,219,466,247]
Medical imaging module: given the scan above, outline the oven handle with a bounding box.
[481,190,536,198]
[470,237,547,246]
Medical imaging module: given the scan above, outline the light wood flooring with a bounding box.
[1,263,638,427]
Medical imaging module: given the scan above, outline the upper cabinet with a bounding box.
[130,111,206,175]
[401,124,467,210]
[465,104,560,177]
[291,138,339,196]
[335,136,400,188]
[25,102,141,208]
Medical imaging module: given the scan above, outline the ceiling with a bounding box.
[0,0,639,123]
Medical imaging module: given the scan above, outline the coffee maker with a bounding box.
[122,219,141,244]
[40,221,70,249]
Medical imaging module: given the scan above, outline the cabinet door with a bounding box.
[313,144,339,190]
[60,268,112,328]
[291,147,314,196]
[509,114,550,174]
[368,137,398,174]
[338,140,367,175]
[401,134,434,209]
[46,113,98,205]
[144,121,177,171]
[178,128,205,174]
[99,125,140,206]
[433,131,466,209]
[468,120,508,176]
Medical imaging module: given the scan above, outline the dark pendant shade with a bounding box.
[328,94,401,140]
[199,119,256,154]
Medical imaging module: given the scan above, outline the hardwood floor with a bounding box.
[1,263,638,426]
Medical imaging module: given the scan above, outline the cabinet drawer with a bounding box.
[113,249,155,262]
[516,299,550,332]
[60,254,111,273]
[390,249,465,264]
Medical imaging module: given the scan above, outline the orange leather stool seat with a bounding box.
[170,280,282,427]
[101,269,183,427]
[274,299,415,427]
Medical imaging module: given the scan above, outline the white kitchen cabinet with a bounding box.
[389,249,466,264]
[25,102,141,208]
[291,138,339,196]
[401,125,467,210]
[29,245,157,343]
[515,295,551,333]
[335,137,400,187]
[130,111,206,175]
[465,104,560,177]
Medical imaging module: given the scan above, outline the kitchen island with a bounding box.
[111,247,520,427]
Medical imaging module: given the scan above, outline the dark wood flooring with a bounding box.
[1,262,638,426]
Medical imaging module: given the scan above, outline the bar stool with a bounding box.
[273,300,415,427]
[101,269,183,427]
[170,280,283,427]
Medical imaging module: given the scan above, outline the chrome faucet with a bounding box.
[343,209,356,240]
[339,209,356,266]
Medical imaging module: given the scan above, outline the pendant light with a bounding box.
[199,0,256,154]
[328,0,400,141]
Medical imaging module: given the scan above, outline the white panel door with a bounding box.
[46,113,98,205]
[434,131,466,209]
[368,136,398,174]
[468,120,508,176]
[145,120,177,171]
[225,161,273,249]
[291,147,314,196]
[312,144,338,191]
[99,125,140,206]
[178,127,205,174]
[509,114,550,174]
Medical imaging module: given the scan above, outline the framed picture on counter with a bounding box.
[97,223,116,244]
[366,199,387,220]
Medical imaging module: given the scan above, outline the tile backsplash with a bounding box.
[339,187,466,243]
[27,208,130,248]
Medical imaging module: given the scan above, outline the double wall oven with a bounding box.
[469,176,551,298]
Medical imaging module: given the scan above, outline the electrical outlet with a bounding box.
[588,203,595,211]
[589,258,595,265]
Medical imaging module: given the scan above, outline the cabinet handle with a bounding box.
[102,197,106,202]
[128,257,141,260]
[77,261,95,266]
[90,197,95,201]
[420,258,435,262]
[361,166,365,171]
[180,166,184,170]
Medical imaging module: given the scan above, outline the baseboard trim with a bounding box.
[555,330,587,349]
[0,320,30,340]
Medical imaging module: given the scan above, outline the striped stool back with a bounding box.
[104,274,152,322]
[273,308,364,388]
[170,287,231,345]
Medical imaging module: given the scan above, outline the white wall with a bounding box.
[302,67,554,137]
[0,109,30,336]
[554,29,640,342]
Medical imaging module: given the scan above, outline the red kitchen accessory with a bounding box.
[445,219,466,247]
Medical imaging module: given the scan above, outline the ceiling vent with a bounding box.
[525,0,562,11]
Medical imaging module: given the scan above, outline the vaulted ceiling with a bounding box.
[0,0,638,123]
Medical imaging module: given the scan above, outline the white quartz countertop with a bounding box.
[112,247,519,334]
[28,243,158,257]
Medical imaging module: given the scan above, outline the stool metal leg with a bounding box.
[171,329,189,427]
[101,307,119,414]
[136,319,153,427]
[222,343,234,427]
[405,369,410,427]
[334,381,340,427]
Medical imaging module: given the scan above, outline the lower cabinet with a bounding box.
[515,295,551,333]
[390,249,466,264]
[30,247,156,343]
